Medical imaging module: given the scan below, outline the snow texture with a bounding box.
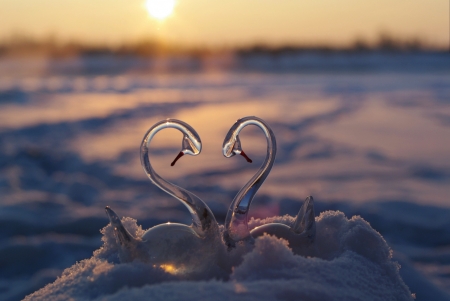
[25,211,413,301]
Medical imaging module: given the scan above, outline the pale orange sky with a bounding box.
[0,0,447,47]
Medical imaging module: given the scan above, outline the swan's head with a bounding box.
[181,133,201,156]
[222,134,252,163]
[170,121,202,166]
[222,116,272,163]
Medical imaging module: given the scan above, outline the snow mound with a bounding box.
[25,211,414,301]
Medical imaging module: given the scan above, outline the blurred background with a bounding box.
[0,0,450,300]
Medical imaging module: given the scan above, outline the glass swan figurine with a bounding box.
[105,119,223,275]
[222,116,316,253]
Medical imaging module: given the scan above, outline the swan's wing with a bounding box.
[105,206,135,245]
[291,196,316,241]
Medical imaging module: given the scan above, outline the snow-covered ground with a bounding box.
[0,53,450,300]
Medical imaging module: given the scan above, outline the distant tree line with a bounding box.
[0,31,443,58]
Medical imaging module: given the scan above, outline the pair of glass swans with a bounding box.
[105,116,315,275]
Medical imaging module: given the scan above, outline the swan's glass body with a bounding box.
[105,119,221,274]
[105,116,316,273]
[223,116,316,251]
[222,116,277,247]
[250,196,316,253]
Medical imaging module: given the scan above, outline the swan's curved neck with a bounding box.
[224,116,277,245]
[140,119,218,238]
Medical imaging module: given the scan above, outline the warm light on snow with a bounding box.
[24,211,416,300]
[145,0,176,20]
[159,264,178,275]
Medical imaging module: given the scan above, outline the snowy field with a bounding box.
[1,52,450,300]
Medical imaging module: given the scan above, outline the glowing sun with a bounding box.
[145,0,176,20]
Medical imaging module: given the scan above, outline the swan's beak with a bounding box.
[172,134,201,166]
[170,151,184,166]
[223,136,252,163]
[232,136,252,163]
[239,150,252,163]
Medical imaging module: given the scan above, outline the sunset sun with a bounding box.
[145,0,176,20]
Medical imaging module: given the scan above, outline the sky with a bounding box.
[0,0,447,47]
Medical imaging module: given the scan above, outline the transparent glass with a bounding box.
[250,196,316,253]
[223,116,316,250]
[105,119,221,272]
[222,116,277,247]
